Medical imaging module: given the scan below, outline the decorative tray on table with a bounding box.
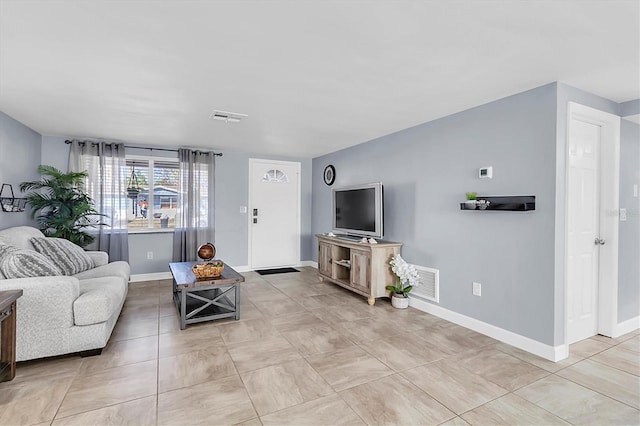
[192,260,224,279]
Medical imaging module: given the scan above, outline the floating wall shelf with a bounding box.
[0,184,26,213]
[460,195,535,212]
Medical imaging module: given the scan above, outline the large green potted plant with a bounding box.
[20,165,104,247]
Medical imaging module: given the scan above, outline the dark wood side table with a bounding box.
[0,289,23,382]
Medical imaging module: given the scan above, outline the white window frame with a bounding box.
[126,154,179,234]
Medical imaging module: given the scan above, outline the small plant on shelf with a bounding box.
[465,192,478,210]
[386,254,419,309]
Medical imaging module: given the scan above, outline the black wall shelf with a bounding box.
[0,184,26,213]
[460,195,535,212]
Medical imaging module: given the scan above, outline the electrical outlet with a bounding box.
[147,251,153,260]
[620,208,627,221]
[473,282,482,296]
[240,206,247,213]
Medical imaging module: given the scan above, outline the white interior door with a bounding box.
[249,159,300,269]
[567,118,601,344]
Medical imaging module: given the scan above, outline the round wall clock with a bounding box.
[323,165,336,186]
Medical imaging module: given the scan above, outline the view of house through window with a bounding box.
[126,158,179,230]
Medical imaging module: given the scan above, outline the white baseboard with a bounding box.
[615,316,640,337]
[409,296,566,362]
[129,272,172,282]
[297,261,318,268]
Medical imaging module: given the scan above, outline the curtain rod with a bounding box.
[64,140,223,157]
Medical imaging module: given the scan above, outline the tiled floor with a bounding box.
[1,267,639,425]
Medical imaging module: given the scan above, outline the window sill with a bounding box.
[128,228,175,235]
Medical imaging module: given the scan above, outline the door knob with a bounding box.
[594,238,606,246]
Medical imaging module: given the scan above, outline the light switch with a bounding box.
[472,282,482,296]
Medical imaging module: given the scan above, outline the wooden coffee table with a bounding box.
[169,261,244,330]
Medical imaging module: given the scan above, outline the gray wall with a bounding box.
[215,151,313,269]
[311,83,639,347]
[312,83,559,345]
[619,119,640,322]
[41,135,71,172]
[39,136,313,275]
[620,99,640,117]
[0,111,42,229]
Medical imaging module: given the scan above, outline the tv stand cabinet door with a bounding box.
[350,249,371,293]
[318,242,332,277]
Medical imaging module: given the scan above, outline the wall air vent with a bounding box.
[410,265,440,303]
[210,110,248,123]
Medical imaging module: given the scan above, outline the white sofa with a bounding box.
[0,226,129,361]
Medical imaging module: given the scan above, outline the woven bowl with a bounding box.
[192,261,224,279]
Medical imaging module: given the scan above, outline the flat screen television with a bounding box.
[332,182,384,239]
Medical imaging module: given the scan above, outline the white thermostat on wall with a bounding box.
[479,166,493,179]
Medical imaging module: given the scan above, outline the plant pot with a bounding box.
[464,200,477,210]
[127,188,140,199]
[391,294,409,309]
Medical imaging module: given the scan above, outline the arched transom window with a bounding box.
[262,169,289,183]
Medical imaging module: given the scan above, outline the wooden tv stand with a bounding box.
[316,234,402,305]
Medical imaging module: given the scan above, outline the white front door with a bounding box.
[249,159,300,269]
[567,118,601,344]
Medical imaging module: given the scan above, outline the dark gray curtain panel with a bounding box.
[69,140,129,262]
[172,148,216,262]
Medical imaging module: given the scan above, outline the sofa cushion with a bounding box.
[31,237,94,276]
[74,277,126,326]
[0,226,46,251]
[85,251,109,267]
[0,244,62,279]
[73,261,130,282]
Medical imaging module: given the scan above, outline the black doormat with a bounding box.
[255,267,299,275]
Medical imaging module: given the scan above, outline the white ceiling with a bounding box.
[1,0,638,158]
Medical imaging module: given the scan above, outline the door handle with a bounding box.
[594,238,606,246]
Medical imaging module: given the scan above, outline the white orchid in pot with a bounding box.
[386,254,419,309]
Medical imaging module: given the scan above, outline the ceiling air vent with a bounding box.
[209,110,248,123]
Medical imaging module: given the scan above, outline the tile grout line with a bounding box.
[550,370,640,413]
[53,396,158,425]
[584,340,640,377]
[550,342,640,412]
[46,366,76,425]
